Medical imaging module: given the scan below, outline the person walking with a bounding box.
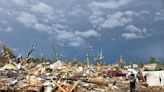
[129,74,136,92]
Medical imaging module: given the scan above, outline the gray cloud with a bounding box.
[50,29,101,47]
[0,26,13,32]
[12,0,28,5]
[122,25,150,39]
[75,29,101,38]
[89,0,132,9]
[17,12,37,27]
[155,11,164,21]
[101,11,135,28]
[125,25,146,33]
[31,2,54,14]
[16,12,53,33]
[88,0,142,30]
[54,30,85,47]
[33,23,52,32]
[67,4,88,16]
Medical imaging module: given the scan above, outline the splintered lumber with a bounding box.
[52,77,111,86]
[51,79,66,92]
[69,80,81,92]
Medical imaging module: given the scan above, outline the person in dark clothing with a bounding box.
[129,74,136,92]
[113,80,116,85]
[136,71,145,83]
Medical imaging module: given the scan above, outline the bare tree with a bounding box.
[51,42,60,61]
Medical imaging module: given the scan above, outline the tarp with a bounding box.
[146,72,160,86]
[143,71,164,86]
[159,71,164,85]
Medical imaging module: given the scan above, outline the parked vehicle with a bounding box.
[108,70,126,78]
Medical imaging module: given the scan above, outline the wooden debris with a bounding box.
[51,79,66,92]
[69,80,81,92]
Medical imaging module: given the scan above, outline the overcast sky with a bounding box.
[0,0,164,63]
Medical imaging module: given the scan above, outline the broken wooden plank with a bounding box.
[69,80,81,92]
[51,79,66,92]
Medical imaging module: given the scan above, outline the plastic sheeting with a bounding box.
[143,71,164,86]
[159,71,164,85]
[147,72,160,86]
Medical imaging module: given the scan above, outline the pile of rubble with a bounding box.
[0,44,129,92]
[0,57,132,92]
